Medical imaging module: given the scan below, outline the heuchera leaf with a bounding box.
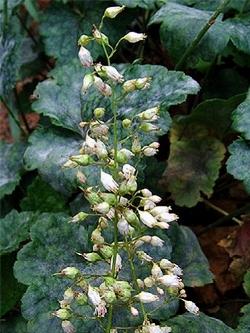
[0,254,26,317]
[162,118,226,207]
[227,139,250,194]
[0,210,38,255]
[0,141,26,199]
[114,0,158,9]
[23,125,100,196]
[236,304,250,333]
[20,176,68,213]
[168,223,213,286]
[168,312,235,333]
[232,90,250,140]
[243,270,250,297]
[149,2,230,67]
[226,14,250,55]
[39,2,132,65]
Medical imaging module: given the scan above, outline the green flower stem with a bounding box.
[125,241,148,321]
[175,0,231,70]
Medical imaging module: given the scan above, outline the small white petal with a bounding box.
[101,170,118,193]
[135,292,159,303]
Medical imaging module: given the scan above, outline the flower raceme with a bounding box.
[55,5,199,333]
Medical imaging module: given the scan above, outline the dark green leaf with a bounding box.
[20,176,68,213]
[0,141,26,199]
[236,304,250,333]
[23,125,99,196]
[115,0,157,9]
[227,139,250,193]
[0,210,38,255]
[168,223,213,286]
[232,90,250,140]
[0,253,26,316]
[226,14,250,55]
[149,3,230,67]
[168,312,234,333]
[162,119,226,207]
[243,270,250,297]
[169,0,250,12]
[39,2,132,65]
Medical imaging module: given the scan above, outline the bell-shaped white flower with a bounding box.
[101,170,118,193]
[135,291,159,303]
[138,210,157,228]
[157,274,181,288]
[151,236,164,247]
[150,206,171,216]
[78,46,93,67]
[93,202,110,214]
[122,163,136,179]
[130,306,139,316]
[141,188,152,197]
[96,139,108,159]
[110,253,122,273]
[104,5,125,18]
[138,107,160,121]
[151,263,163,278]
[94,76,112,96]
[103,65,124,83]
[82,74,93,93]
[183,300,199,315]
[117,218,131,235]
[123,32,147,43]
[88,286,107,317]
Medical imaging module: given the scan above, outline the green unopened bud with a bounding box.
[94,107,105,118]
[132,137,141,154]
[99,193,116,205]
[83,252,102,262]
[99,245,113,259]
[104,277,116,285]
[103,289,117,304]
[93,202,110,214]
[124,209,140,227]
[119,182,129,195]
[127,179,137,193]
[117,151,128,163]
[93,27,109,45]
[75,293,88,305]
[98,216,108,229]
[123,79,136,92]
[70,154,93,166]
[78,34,92,46]
[135,77,151,89]
[139,123,158,132]
[91,228,105,245]
[71,212,88,223]
[122,118,132,128]
[113,281,132,302]
[76,277,88,290]
[60,267,80,279]
[104,6,125,19]
[53,309,71,320]
[84,188,102,204]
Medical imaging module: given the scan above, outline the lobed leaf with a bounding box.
[227,139,250,194]
[236,304,250,333]
[0,210,38,255]
[0,141,26,199]
[232,90,250,140]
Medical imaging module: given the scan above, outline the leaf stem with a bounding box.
[175,0,231,70]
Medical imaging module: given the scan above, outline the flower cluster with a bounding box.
[54,6,199,333]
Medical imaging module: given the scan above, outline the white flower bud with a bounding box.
[132,136,141,153]
[143,199,156,210]
[83,252,102,262]
[151,263,163,278]
[143,147,158,156]
[157,287,165,295]
[94,76,112,96]
[123,79,137,92]
[135,77,151,89]
[78,34,91,46]
[88,286,107,317]
[96,139,108,159]
[150,195,162,203]
[93,27,109,45]
[102,65,124,83]
[137,279,144,288]
[159,259,173,270]
[60,267,80,279]
[82,74,93,93]
[151,236,164,247]
[93,201,110,214]
[141,189,152,197]
[138,210,157,228]
[123,32,147,43]
[183,300,199,315]
[130,306,139,316]
[110,253,122,273]
[150,206,171,216]
[155,221,170,229]
[138,107,160,121]
[62,320,75,333]
[137,251,153,262]
[53,309,71,320]
[157,274,181,288]
[117,218,130,235]
[101,170,118,193]
[156,212,179,223]
[71,212,88,223]
[91,228,105,244]
[135,291,159,303]
[78,46,93,67]
[104,6,125,19]
[85,133,97,149]
[144,276,155,288]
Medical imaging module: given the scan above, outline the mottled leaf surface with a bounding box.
[243,270,250,297]
[227,139,250,193]
[162,118,226,207]
[20,176,68,213]
[149,3,230,67]
[0,210,37,255]
[226,14,250,55]
[232,91,250,140]
[168,223,213,286]
[115,0,157,9]
[236,304,250,333]
[0,141,26,199]
[168,313,234,333]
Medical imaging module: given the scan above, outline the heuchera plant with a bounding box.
[53,6,199,333]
